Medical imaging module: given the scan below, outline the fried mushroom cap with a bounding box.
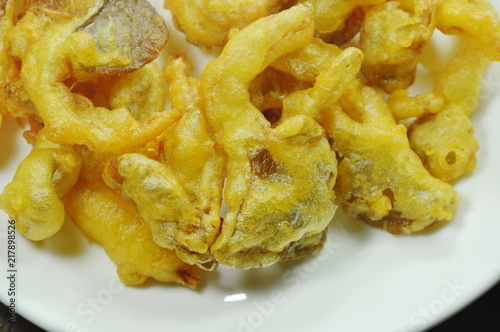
[14,0,178,152]
[76,0,169,75]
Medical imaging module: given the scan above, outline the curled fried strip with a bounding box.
[17,0,178,152]
[436,0,500,61]
[0,129,82,240]
[277,45,363,122]
[321,82,461,234]
[271,37,344,81]
[164,0,288,52]
[201,5,337,268]
[65,151,200,288]
[300,0,385,34]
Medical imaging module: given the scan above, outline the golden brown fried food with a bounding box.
[98,62,167,122]
[271,36,344,82]
[0,0,18,126]
[249,42,362,124]
[408,47,490,182]
[201,5,338,269]
[436,0,500,61]
[65,149,200,288]
[279,46,363,122]
[103,54,225,270]
[249,67,312,118]
[164,0,288,52]
[300,0,384,34]
[359,0,439,93]
[4,76,40,121]
[0,129,82,240]
[320,82,461,234]
[387,90,445,121]
[327,6,365,46]
[76,0,169,75]
[11,0,179,152]
[270,36,363,124]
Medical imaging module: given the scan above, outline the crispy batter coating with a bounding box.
[0,0,18,126]
[408,47,490,182]
[299,0,384,34]
[65,150,200,288]
[201,5,337,268]
[270,37,361,122]
[278,45,363,122]
[164,0,288,52]
[11,0,178,152]
[436,0,500,61]
[321,82,461,234]
[360,0,438,93]
[0,0,497,286]
[249,67,312,117]
[98,62,167,122]
[0,129,82,240]
[387,90,445,121]
[102,55,225,270]
[76,0,169,75]
[271,36,344,82]
[252,39,362,125]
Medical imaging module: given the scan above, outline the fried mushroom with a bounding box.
[201,5,338,269]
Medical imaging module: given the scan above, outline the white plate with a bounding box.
[1,1,500,331]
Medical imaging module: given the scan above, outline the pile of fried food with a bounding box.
[0,0,498,288]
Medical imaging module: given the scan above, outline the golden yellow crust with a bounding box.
[201,5,338,268]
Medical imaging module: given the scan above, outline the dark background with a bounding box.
[1,280,499,331]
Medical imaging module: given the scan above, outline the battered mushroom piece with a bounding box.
[360,0,438,93]
[15,0,179,152]
[249,67,312,118]
[0,129,82,241]
[201,5,338,269]
[0,0,17,126]
[102,55,225,271]
[249,43,363,125]
[76,0,169,75]
[320,82,461,234]
[65,149,200,288]
[278,46,363,123]
[299,0,384,34]
[436,0,500,61]
[408,47,490,182]
[164,0,289,52]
